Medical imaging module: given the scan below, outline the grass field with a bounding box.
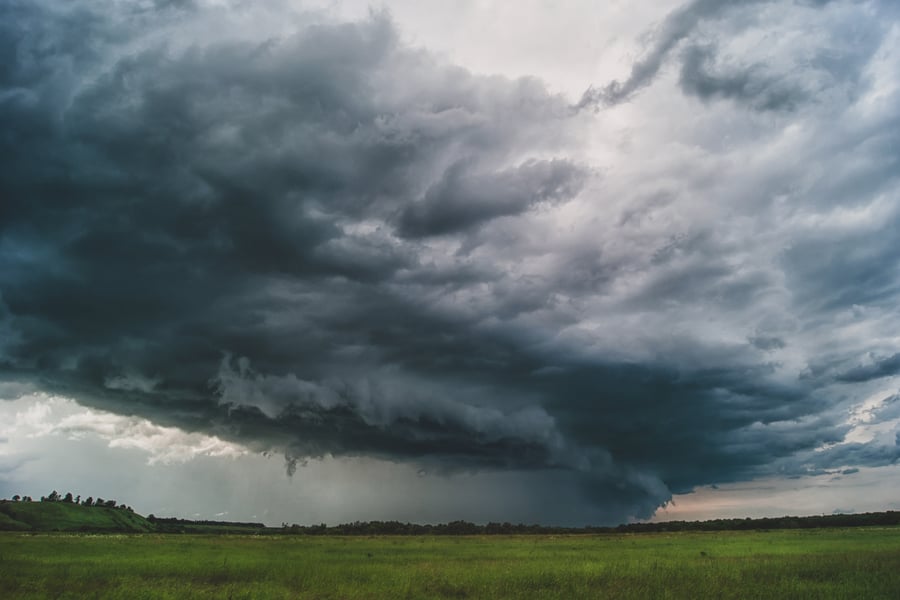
[2,528,899,599]
[0,502,154,533]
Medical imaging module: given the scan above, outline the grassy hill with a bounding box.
[0,501,155,533]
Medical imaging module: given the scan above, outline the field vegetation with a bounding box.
[2,528,900,599]
[2,494,899,598]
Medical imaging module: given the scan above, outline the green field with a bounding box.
[2,528,899,599]
[0,501,154,533]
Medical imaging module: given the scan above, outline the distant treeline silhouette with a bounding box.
[280,511,900,535]
[5,492,900,534]
[147,515,266,529]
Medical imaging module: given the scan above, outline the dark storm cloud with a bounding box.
[678,44,809,112]
[535,363,849,495]
[777,436,900,476]
[0,0,587,485]
[396,159,586,238]
[836,354,900,383]
[577,0,765,109]
[576,0,842,111]
[748,335,786,352]
[870,395,900,422]
[2,0,900,524]
[780,210,900,314]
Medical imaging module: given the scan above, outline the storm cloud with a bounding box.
[576,0,853,111]
[2,0,900,524]
[396,159,586,238]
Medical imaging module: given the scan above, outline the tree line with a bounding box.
[147,515,266,529]
[278,511,900,535]
[6,490,134,512]
[4,492,900,534]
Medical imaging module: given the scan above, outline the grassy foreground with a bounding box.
[1,528,899,599]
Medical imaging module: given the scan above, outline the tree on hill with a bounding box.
[12,495,20,502]
[63,492,74,503]
[83,497,93,507]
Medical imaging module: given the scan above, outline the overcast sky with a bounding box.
[2,0,900,527]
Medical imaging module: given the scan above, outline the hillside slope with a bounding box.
[0,501,155,533]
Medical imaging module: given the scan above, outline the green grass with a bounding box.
[0,502,154,533]
[2,528,899,598]
[0,511,29,531]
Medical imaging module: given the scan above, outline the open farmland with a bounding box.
[2,528,899,599]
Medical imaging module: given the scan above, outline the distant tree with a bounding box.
[96,497,104,506]
[105,499,117,508]
[83,497,93,507]
[12,495,20,502]
[23,496,32,502]
[75,495,81,505]
[40,496,46,502]
[63,492,74,503]
[48,490,60,502]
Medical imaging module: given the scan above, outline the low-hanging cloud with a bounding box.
[213,355,573,470]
